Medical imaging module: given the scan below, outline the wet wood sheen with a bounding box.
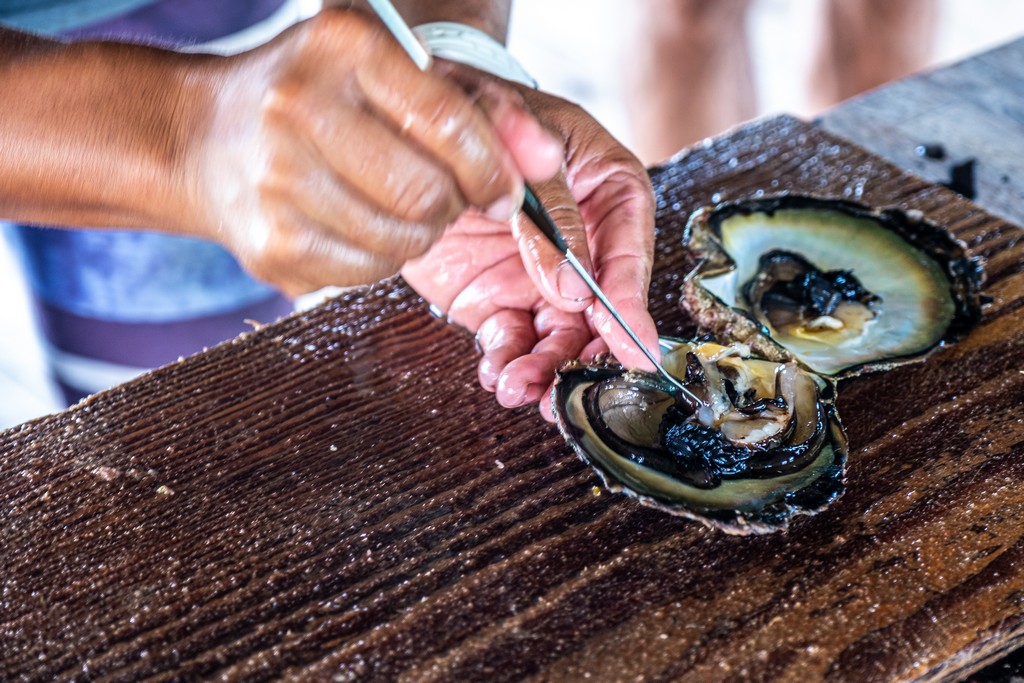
[1,115,1022,682]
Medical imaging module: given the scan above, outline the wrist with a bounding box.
[87,42,222,240]
[413,22,536,88]
[96,43,220,237]
[156,50,224,239]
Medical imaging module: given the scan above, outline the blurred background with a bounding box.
[510,0,1024,163]
[1,0,1022,428]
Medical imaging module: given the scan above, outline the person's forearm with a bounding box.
[0,28,206,232]
[330,1,512,42]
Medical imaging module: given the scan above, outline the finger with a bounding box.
[265,134,445,263]
[583,179,660,371]
[445,251,544,331]
[539,335,610,424]
[538,389,556,423]
[463,76,564,182]
[579,336,609,362]
[401,214,520,316]
[512,174,597,310]
[476,309,536,393]
[495,306,591,409]
[252,205,402,296]
[352,25,523,216]
[273,84,469,231]
[496,363,549,409]
[587,254,661,372]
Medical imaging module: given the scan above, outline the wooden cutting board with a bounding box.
[1,115,1021,682]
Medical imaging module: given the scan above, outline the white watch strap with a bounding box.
[412,21,537,88]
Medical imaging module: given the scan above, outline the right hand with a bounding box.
[403,73,659,420]
[186,9,562,296]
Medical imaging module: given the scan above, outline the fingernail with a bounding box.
[485,194,518,222]
[530,382,551,402]
[497,376,527,408]
[557,261,594,303]
[478,355,501,392]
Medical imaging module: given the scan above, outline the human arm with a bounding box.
[0,0,660,419]
[0,8,560,295]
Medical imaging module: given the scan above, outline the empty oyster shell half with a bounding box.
[553,338,847,534]
[683,195,984,377]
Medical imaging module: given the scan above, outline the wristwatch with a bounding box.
[413,21,537,88]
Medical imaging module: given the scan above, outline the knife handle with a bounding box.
[522,184,570,255]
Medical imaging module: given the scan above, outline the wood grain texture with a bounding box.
[820,38,1024,228]
[1,115,1022,682]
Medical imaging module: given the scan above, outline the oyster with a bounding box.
[683,195,984,376]
[553,339,847,534]
[553,196,982,533]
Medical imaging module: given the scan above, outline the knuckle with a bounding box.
[565,100,587,120]
[423,93,474,137]
[545,203,582,231]
[255,233,297,281]
[255,163,289,201]
[251,212,311,278]
[255,163,302,219]
[351,248,402,282]
[394,174,460,225]
[260,79,308,129]
[394,223,441,261]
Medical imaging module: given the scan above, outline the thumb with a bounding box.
[511,172,596,313]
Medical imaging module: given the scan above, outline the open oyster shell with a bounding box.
[682,195,984,377]
[553,339,847,535]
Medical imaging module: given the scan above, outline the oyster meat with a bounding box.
[683,195,984,376]
[553,339,847,534]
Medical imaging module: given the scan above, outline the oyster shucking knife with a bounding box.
[366,0,700,402]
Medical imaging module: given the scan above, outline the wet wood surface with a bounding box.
[2,113,1022,682]
[3,37,1024,679]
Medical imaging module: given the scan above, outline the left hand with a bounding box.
[403,72,658,421]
